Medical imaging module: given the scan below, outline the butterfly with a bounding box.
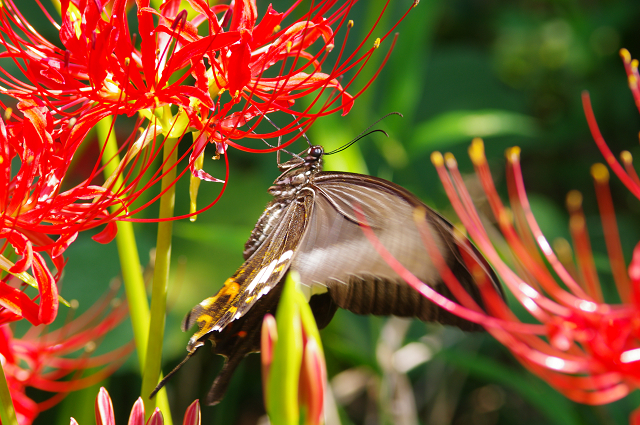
[155,144,504,405]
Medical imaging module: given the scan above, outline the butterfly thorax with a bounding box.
[243,146,324,260]
[268,145,324,199]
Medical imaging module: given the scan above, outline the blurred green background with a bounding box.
[25,0,640,424]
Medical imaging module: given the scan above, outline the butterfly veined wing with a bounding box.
[182,195,314,352]
[291,171,497,329]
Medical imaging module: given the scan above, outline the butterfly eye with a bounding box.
[309,146,323,158]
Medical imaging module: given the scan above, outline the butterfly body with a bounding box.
[180,145,502,404]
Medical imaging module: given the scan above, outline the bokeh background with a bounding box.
[22,0,640,424]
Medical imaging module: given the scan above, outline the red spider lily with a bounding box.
[0,101,128,326]
[70,387,200,425]
[428,139,640,406]
[1,289,133,425]
[0,0,417,226]
[0,0,414,153]
[355,50,640,415]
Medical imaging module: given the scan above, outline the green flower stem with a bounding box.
[296,290,323,358]
[97,117,172,424]
[96,118,150,366]
[0,357,18,425]
[267,272,304,425]
[140,110,179,416]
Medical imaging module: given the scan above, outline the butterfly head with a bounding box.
[271,145,324,195]
[305,145,324,163]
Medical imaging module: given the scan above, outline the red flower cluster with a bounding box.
[0,100,120,326]
[0,0,413,325]
[357,49,640,419]
[0,0,409,153]
[401,49,640,413]
[431,139,640,405]
[1,287,132,425]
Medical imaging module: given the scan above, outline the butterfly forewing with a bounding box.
[182,195,313,351]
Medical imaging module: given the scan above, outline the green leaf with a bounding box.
[410,109,538,153]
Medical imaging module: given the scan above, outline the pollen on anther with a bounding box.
[590,163,610,183]
[468,138,486,165]
[373,38,380,49]
[444,152,457,168]
[506,146,521,163]
[84,341,97,353]
[566,190,583,212]
[430,151,444,167]
[621,48,632,64]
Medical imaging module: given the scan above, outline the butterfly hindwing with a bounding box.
[291,171,494,329]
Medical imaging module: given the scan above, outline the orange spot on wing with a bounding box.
[221,278,241,298]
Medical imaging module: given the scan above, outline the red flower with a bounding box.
[0,0,411,152]
[71,387,200,425]
[0,101,126,325]
[361,49,640,416]
[429,139,640,405]
[1,289,133,425]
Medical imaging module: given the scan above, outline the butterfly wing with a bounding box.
[182,194,313,352]
[291,172,502,330]
[181,194,315,405]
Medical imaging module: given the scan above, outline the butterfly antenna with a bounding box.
[291,114,312,148]
[149,350,197,399]
[261,115,301,164]
[325,129,389,155]
[286,112,313,157]
[324,112,403,155]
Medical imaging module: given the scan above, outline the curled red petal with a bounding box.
[227,42,252,95]
[0,282,42,326]
[31,253,58,324]
[9,242,33,274]
[251,4,283,47]
[92,222,118,244]
[51,232,78,259]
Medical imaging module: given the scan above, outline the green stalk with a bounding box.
[0,358,18,425]
[96,117,150,368]
[140,109,179,416]
[267,272,304,424]
[97,117,172,423]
